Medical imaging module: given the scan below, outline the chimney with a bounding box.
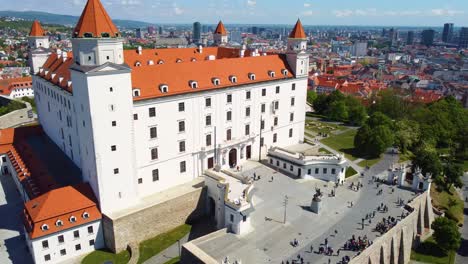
[137,46,142,55]
[62,51,67,62]
[198,45,203,54]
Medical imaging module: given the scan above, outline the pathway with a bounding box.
[455,172,468,264]
[143,234,189,264]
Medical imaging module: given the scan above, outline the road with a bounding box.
[455,172,468,264]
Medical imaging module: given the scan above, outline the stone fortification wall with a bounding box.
[103,184,206,253]
[350,190,434,264]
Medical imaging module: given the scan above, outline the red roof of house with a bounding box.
[214,21,227,35]
[23,183,101,239]
[73,0,119,38]
[0,77,33,96]
[29,20,45,37]
[289,19,306,39]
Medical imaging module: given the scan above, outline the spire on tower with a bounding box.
[29,20,46,37]
[73,0,119,38]
[289,19,306,39]
[214,21,227,36]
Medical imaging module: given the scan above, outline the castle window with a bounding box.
[191,58,197,62]
[101,32,110,37]
[148,60,154,65]
[149,107,156,117]
[133,89,140,97]
[84,33,93,38]
[189,81,198,89]
[82,212,90,219]
[176,59,182,63]
[269,71,276,78]
[69,216,77,223]
[56,220,63,227]
[229,75,237,83]
[151,148,158,160]
[158,60,164,64]
[138,178,143,184]
[135,61,142,67]
[42,240,49,249]
[41,224,49,231]
[111,145,117,151]
[180,161,186,173]
[114,168,119,174]
[152,169,159,181]
[212,78,220,86]
[160,84,169,93]
[248,73,256,80]
[109,87,113,92]
[282,69,289,76]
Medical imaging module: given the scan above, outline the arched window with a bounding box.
[158,60,164,65]
[160,84,169,93]
[56,220,63,227]
[269,71,276,78]
[229,76,237,83]
[212,78,220,86]
[148,60,154,65]
[248,73,256,81]
[176,59,182,63]
[133,89,141,97]
[82,212,90,219]
[282,69,289,76]
[135,61,142,67]
[189,81,198,89]
[69,216,77,223]
[41,224,49,231]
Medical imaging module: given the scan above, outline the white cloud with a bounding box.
[430,9,464,16]
[304,3,311,8]
[120,0,140,6]
[173,3,184,15]
[247,0,256,7]
[70,0,84,6]
[301,10,313,16]
[333,8,464,18]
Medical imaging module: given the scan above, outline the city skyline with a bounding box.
[3,0,468,27]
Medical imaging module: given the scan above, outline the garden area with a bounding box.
[411,236,456,264]
[430,184,464,226]
[82,224,192,264]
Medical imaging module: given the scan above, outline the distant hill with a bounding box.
[0,10,153,29]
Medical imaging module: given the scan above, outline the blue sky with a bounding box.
[3,0,468,26]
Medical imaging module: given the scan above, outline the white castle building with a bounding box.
[31,0,310,216]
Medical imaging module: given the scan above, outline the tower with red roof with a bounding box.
[213,21,228,46]
[28,20,51,74]
[70,0,137,214]
[286,19,309,78]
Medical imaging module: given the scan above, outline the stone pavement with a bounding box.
[455,172,468,264]
[0,174,33,264]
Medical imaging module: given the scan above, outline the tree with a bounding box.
[313,93,329,115]
[355,124,394,158]
[346,97,367,126]
[327,100,348,122]
[394,119,420,153]
[412,145,443,180]
[370,90,408,120]
[431,217,461,252]
[307,90,317,105]
[367,111,392,128]
[444,162,463,190]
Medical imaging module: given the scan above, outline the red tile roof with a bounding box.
[214,21,227,35]
[29,20,45,37]
[23,183,101,239]
[0,77,33,96]
[289,19,306,39]
[73,0,119,38]
[38,47,293,101]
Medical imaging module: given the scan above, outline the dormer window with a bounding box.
[248,73,256,81]
[135,61,141,67]
[176,59,182,63]
[269,71,276,78]
[191,58,197,62]
[148,60,154,65]
[41,224,49,231]
[160,84,169,93]
[282,69,289,76]
[82,212,90,219]
[133,89,141,97]
[189,81,198,89]
[158,60,164,65]
[56,220,63,227]
[212,78,220,86]
[101,32,110,38]
[83,33,93,38]
[229,76,237,83]
[69,216,77,223]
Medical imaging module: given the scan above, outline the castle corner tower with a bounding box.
[286,19,309,78]
[70,0,137,215]
[213,21,228,46]
[28,20,50,74]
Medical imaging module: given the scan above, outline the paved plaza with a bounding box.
[192,151,419,264]
[0,173,33,264]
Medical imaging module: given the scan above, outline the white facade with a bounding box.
[26,220,104,264]
[9,87,34,98]
[28,35,50,74]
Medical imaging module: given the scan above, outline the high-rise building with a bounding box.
[459,27,468,48]
[350,41,367,57]
[230,30,242,44]
[421,29,435,46]
[147,26,156,35]
[136,28,143,39]
[388,28,398,46]
[158,26,163,35]
[442,23,454,43]
[193,22,201,43]
[406,31,414,45]
[252,26,259,35]
[382,28,387,38]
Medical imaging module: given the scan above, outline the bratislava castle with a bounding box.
[30,0,309,215]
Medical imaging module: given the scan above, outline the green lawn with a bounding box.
[163,257,180,264]
[318,148,332,154]
[138,224,191,264]
[345,167,358,178]
[431,184,464,225]
[410,236,455,264]
[320,130,358,161]
[81,249,130,264]
[305,120,347,135]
